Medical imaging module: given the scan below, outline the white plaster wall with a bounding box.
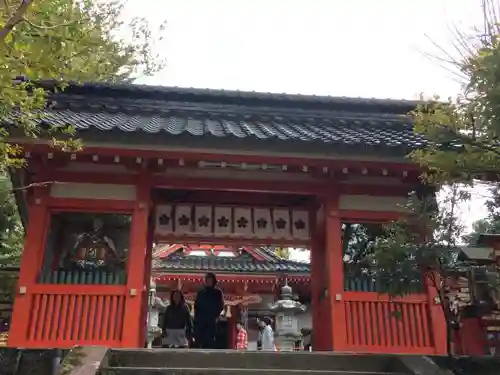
[50,182,136,200]
[339,195,408,212]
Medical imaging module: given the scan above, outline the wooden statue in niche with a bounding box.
[61,216,126,272]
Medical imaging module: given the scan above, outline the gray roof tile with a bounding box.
[17,82,428,154]
[154,247,310,274]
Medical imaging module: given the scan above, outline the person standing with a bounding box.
[194,272,224,349]
[146,280,167,348]
[235,321,248,350]
[259,317,276,351]
[256,318,263,351]
[162,290,193,348]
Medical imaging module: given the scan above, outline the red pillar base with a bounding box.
[457,318,486,356]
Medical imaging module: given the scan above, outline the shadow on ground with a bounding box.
[431,356,500,375]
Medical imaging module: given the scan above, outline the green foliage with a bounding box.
[463,218,492,246]
[370,187,464,296]
[0,0,166,170]
[0,175,23,267]
[410,96,500,183]
[268,246,290,259]
[409,1,500,183]
[346,0,500,307]
[465,185,500,245]
[372,0,500,328]
[342,223,388,272]
[370,185,499,356]
[0,0,166,264]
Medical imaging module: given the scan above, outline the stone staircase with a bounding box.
[99,349,417,375]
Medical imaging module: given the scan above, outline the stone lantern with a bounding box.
[268,282,306,351]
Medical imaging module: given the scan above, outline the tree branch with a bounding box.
[1,180,55,194]
[438,124,500,158]
[458,133,500,157]
[0,0,32,42]
[445,186,458,246]
[23,17,78,30]
[1,0,11,12]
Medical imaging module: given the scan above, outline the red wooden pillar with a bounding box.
[311,238,328,350]
[9,186,49,347]
[457,317,486,355]
[426,275,447,355]
[325,195,347,351]
[122,176,151,347]
[310,206,326,350]
[227,308,236,349]
[139,213,155,346]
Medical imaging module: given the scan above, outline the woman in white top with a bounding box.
[258,317,276,351]
[146,281,167,348]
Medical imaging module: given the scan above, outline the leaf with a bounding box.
[0,0,167,267]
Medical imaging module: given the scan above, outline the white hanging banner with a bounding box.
[154,204,310,241]
[175,205,192,234]
[155,205,173,235]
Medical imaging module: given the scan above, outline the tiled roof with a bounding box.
[21,82,427,155]
[458,247,495,262]
[153,246,310,274]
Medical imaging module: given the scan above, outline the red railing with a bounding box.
[21,284,127,348]
[342,292,434,354]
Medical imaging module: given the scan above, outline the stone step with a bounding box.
[107,349,412,373]
[100,367,410,375]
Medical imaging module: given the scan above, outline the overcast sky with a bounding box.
[125,0,490,261]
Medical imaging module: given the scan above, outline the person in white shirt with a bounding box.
[258,317,276,351]
[146,281,167,348]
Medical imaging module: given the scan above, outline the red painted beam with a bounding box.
[22,143,421,171]
[29,284,126,295]
[343,291,428,303]
[155,190,315,208]
[154,234,311,247]
[339,210,403,222]
[35,170,328,195]
[47,197,135,211]
[35,171,140,185]
[154,273,280,283]
[36,170,414,199]
[153,175,330,195]
[339,184,412,197]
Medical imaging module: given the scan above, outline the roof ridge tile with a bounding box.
[25,83,428,154]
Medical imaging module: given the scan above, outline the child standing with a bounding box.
[235,321,248,350]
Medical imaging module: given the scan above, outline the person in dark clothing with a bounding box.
[161,289,193,348]
[194,272,224,349]
[256,318,263,351]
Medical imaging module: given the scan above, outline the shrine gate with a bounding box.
[7,83,446,354]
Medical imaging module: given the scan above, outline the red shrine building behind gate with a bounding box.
[8,83,447,353]
[152,244,311,349]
